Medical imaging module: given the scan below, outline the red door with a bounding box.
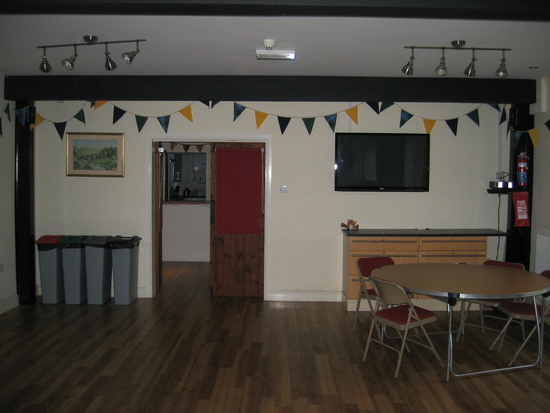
[210,143,265,297]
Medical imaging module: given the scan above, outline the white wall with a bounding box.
[0,75,18,314]
[32,100,510,301]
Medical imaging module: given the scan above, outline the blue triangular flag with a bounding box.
[466,109,480,126]
[200,101,210,107]
[399,110,413,128]
[500,109,507,125]
[234,103,246,121]
[0,118,3,137]
[210,101,220,108]
[278,117,291,134]
[324,114,337,132]
[366,102,380,114]
[545,117,550,131]
[157,115,170,133]
[4,104,10,122]
[136,115,148,133]
[74,109,86,124]
[303,118,315,135]
[54,122,67,139]
[113,106,126,124]
[512,130,523,149]
[380,102,394,112]
[487,103,501,112]
[15,107,29,126]
[445,118,459,136]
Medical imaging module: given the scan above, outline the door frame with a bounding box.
[151,135,272,297]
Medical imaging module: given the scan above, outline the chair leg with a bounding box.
[509,325,537,366]
[417,320,445,368]
[489,317,513,352]
[394,327,410,378]
[363,317,378,361]
[353,294,362,331]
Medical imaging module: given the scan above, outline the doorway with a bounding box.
[153,140,267,298]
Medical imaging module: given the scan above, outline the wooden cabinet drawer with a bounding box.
[419,251,486,264]
[349,237,418,251]
[418,236,487,251]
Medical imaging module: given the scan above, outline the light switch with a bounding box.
[280,185,288,193]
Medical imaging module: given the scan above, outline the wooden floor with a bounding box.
[1,262,550,413]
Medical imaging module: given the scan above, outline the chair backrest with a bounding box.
[369,276,410,306]
[356,256,395,279]
[540,270,550,279]
[482,260,525,271]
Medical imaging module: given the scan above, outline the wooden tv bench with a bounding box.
[342,228,506,310]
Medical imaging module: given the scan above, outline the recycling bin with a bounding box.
[35,235,66,304]
[84,236,113,305]
[108,236,141,305]
[59,235,88,304]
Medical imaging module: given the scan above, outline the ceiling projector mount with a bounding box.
[256,39,296,60]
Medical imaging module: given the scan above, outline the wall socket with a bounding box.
[495,171,507,180]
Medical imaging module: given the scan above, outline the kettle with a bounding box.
[182,188,191,197]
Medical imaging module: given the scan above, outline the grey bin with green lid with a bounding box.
[58,235,88,304]
[35,235,66,304]
[108,236,141,305]
[84,236,113,305]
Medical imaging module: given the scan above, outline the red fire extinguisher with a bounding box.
[517,152,528,186]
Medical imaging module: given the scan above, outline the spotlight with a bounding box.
[39,47,51,73]
[105,44,117,71]
[435,48,447,76]
[122,41,140,64]
[495,50,508,78]
[464,50,476,77]
[37,35,146,73]
[62,45,78,71]
[402,41,511,78]
[401,48,414,76]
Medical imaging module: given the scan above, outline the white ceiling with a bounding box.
[0,14,549,80]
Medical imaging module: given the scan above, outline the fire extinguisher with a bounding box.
[517,152,528,186]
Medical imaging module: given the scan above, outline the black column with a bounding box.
[505,104,534,269]
[15,101,36,304]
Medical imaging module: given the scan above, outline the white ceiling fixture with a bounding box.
[255,39,296,60]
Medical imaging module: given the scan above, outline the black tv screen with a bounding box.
[334,132,430,192]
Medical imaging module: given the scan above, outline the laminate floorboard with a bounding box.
[1,262,549,412]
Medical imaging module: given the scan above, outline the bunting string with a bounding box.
[6,99,544,148]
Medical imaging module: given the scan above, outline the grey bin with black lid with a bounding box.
[35,235,66,304]
[58,235,89,304]
[108,236,141,305]
[83,236,113,305]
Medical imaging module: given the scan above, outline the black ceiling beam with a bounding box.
[4,75,536,104]
[1,1,549,21]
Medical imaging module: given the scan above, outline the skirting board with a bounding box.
[0,294,19,315]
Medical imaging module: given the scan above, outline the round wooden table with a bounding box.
[373,263,550,381]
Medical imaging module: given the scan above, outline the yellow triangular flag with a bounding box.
[179,105,194,123]
[529,128,539,148]
[423,119,436,134]
[30,113,46,129]
[345,106,359,124]
[255,111,269,129]
[94,101,108,109]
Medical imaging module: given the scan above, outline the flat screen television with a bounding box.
[334,132,430,192]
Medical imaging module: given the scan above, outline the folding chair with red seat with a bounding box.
[363,275,444,378]
[489,270,550,366]
[352,256,395,331]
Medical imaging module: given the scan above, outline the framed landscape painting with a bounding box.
[66,133,125,177]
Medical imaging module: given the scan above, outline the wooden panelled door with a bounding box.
[210,142,265,297]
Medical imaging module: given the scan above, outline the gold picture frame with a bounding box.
[66,132,125,177]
